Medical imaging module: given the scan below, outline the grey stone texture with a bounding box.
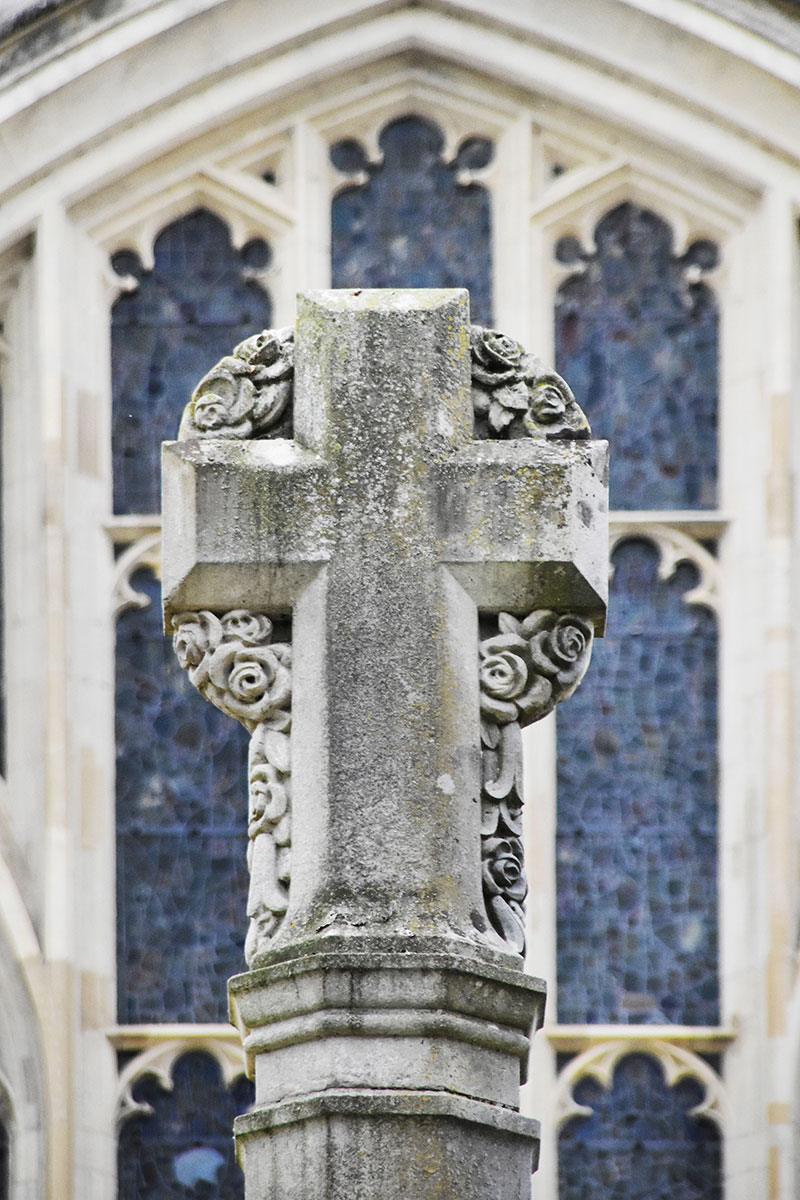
[162,290,608,1198]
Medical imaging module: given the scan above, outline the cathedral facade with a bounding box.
[0,0,798,1196]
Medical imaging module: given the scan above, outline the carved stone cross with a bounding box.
[162,290,607,1200]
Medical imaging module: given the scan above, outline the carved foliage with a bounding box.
[171,610,291,964]
[178,328,294,440]
[470,326,590,440]
[479,611,594,954]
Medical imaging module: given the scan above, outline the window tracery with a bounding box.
[557,1052,723,1200]
[117,1050,252,1200]
[330,115,494,324]
[554,203,719,510]
[111,208,273,514]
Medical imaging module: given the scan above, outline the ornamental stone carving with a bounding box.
[171,609,291,963]
[470,325,590,440]
[177,319,589,445]
[178,328,294,440]
[479,611,594,954]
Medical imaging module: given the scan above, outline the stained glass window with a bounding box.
[331,115,494,325]
[113,207,274,1022]
[556,540,718,1026]
[116,570,250,1023]
[118,1051,253,1199]
[111,208,273,514]
[558,1053,722,1199]
[555,203,719,510]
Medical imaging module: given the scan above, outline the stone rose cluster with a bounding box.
[172,609,291,733]
[172,609,292,963]
[178,328,294,440]
[478,609,594,956]
[479,610,594,739]
[470,325,590,439]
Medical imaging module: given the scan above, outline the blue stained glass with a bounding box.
[118,1051,253,1199]
[558,1053,722,1199]
[116,571,250,1023]
[556,540,718,1026]
[331,116,494,326]
[555,203,719,509]
[111,208,273,514]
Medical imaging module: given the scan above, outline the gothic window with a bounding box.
[116,570,250,1023]
[117,1051,253,1199]
[557,1054,723,1200]
[331,115,494,325]
[552,198,723,1196]
[555,203,719,510]
[111,208,272,514]
[112,209,274,1024]
[556,540,719,1026]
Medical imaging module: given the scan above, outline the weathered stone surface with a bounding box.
[161,289,608,1199]
[235,1091,539,1200]
[229,948,545,1107]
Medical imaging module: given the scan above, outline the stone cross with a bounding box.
[162,290,607,1200]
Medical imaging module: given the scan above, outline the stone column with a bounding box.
[161,290,608,1199]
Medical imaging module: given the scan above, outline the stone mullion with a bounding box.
[0,244,50,1200]
[33,202,80,1200]
[489,114,534,341]
[55,212,122,1200]
[34,201,123,1200]
[292,118,333,293]
[760,187,798,1200]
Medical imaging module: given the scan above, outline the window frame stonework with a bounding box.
[98,83,748,1199]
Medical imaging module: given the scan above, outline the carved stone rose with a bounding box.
[173,611,221,671]
[205,643,291,727]
[220,610,273,646]
[171,609,294,960]
[171,611,291,732]
[479,610,594,730]
[478,608,595,957]
[178,327,294,440]
[470,324,590,439]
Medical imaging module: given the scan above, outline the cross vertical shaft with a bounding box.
[289,290,484,942]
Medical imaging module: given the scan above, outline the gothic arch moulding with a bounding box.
[115,1038,246,1127]
[608,527,721,613]
[532,158,747,266]
[554,1040,727,1131]
[83,166,293,323]
[307,61,518,171]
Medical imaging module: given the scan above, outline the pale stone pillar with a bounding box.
[161,290,607,1199]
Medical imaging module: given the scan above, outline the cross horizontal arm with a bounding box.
[435,440,608,628]
[161,439,332,616]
